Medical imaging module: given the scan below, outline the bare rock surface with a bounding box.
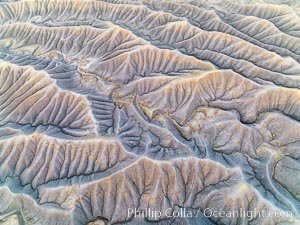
[0,0,299,224]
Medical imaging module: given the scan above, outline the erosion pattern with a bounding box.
[0,0,300,224]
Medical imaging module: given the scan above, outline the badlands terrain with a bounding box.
[0,0,300,224]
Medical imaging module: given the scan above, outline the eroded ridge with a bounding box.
[0,0,299,224]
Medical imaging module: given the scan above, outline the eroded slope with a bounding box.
[0,0,299,224]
